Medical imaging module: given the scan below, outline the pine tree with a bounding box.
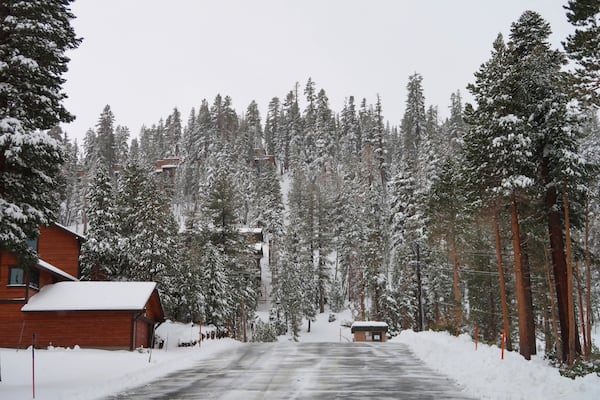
[339,96,361,159]
[285,168,318,328]
[178,101,211,207]
[252,160,284,238]
[314,88,335,174]
[199,239,232,327]
[279,88,301,173]
[164,107,182,157]
[264,97,280,157]
[114,125,130,167]
[510,10,589,363]
[389,161,428,331]
[0,0,80,265]
[57,130,83,227]
[564,0,600,106]
[168,249,205,322]
[466,28,538,360]
[372,95,388,189]
[334,164,365,311]
[428,157,469,331]
[211,94,239,144]
[241,100,263,162]
[95,105,117,177]
[362,183,386,320]
[445,90,467,153]
[463,33,515,351]
[83,128,98,170]
[203,168,257,337]
[303,78,318,178]
[274,222,307,340]
[80,167,121,280]
[115,161,185,316]
[465,11,589,361]
[401,73,427,165]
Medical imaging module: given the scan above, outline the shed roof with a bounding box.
[37,259,79,282]
[22,281,157,312]
[351,321,389,333]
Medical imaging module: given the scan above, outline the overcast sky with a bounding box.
[61,0,574,143]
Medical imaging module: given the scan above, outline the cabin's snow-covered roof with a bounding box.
[351,321,389,332]
[239,227,263,234]
[37,259,79,282]
[22,281,157,312]
[54,222,86,240]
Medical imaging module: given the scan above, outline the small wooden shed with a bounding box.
[21,281,164,350]
[351,321,389,342]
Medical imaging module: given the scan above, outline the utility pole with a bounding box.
[415,243,424,332]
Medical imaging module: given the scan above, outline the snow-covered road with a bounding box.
[105,342,473,399]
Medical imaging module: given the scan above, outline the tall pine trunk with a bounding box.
[544,247,561,361]
[574,261,587,357]
[493,208,513,351]
[585,199,593,360]
[510,195,534,359]
[563,189,577,366]
[545,180,581,362]
[520,236,536,355]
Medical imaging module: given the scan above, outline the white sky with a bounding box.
[61,0,574,143]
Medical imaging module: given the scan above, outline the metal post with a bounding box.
[32,333,36,399]
[501,330,505,360]
[199,320,202,347]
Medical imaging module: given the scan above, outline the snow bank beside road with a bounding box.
[0,323,241,400]
[394,330,600,400]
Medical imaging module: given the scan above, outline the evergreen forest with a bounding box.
[2,1,599,369]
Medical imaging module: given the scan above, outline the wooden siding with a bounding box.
[0,303,29,348]
[1,255,60,303]
[134,319,150,349]
[145,290,164,321]
[22,311,138,349]
[353,330,387,342]
[38,225,81,279]
[2,307,160,349]
[1,252,27,301]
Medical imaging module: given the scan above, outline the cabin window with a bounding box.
[29,268,40,289]
[8,266,25,286]
[372,331,382,342]
[26,238,38,253]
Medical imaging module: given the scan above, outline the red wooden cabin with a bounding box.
[21,281,164,350]
[0,224,164,350]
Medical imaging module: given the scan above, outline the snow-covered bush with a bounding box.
[251,320,278,342]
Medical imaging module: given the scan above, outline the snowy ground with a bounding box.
[1,313,599,400]
[396,329,600,400]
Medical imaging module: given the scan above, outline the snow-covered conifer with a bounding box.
[0,0,80,264]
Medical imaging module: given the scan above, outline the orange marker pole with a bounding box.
[475,325,479,351]
[501,330,505,360]
[32,334,36,399]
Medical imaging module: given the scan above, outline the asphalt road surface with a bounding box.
[106,342,473,399]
